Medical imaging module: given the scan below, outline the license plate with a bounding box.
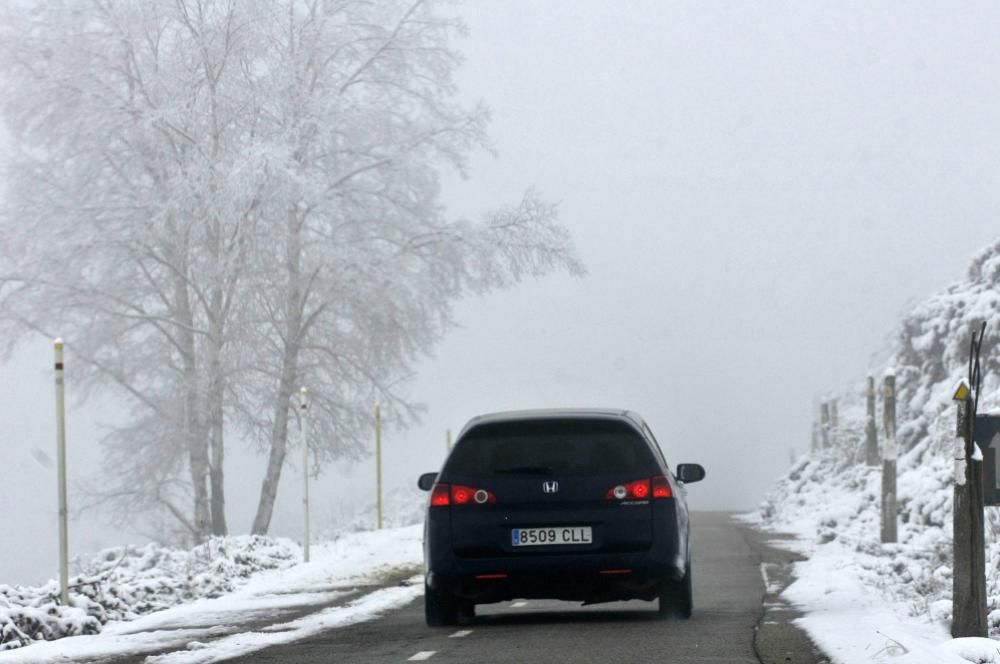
[511,526,592,547]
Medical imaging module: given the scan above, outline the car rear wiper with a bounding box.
[494,465,554,475]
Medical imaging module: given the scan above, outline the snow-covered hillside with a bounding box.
[758,240,1000,661]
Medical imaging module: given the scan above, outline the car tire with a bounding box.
[425,583,459,627]
[459,599,476,622]
[657,561,693,619]
[675,561,693,618]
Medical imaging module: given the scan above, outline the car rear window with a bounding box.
[445,418,656,477]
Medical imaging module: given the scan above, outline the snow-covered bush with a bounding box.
[0,535,298,651]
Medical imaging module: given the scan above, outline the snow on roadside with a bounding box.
[754,240,1000,663]
[752,448,995,664]
[144,580,423,664]
[0,536,300,651]
[0,524,424,663]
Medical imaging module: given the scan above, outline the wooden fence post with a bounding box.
[881,371,897,543]
[830,398,839,448]
[820,401,830,450]
[865,375,879,466]
[952,321,988,637]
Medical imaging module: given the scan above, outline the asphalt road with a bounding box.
[228,512,828,664]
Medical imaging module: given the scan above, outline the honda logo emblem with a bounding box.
[542,481,559,494]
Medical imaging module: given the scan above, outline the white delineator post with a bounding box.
[300,387,310,563]
[54,339,69,605]
[375,403,383,530]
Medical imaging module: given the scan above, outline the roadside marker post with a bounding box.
[300,387,310,563]
[865,375,879,466]
[952,322,988,638]
[820,401,830,449]
[830,398,839,448]
[881,371,897,544]
[54,339,69,605]
[375,404,383,530]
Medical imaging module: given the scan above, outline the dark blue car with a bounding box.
[417,408,705,626]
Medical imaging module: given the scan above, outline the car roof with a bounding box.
[457,408,647,438]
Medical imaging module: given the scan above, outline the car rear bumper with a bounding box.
[426,545,685,604]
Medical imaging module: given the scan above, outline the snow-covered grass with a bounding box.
[0,485,428,658]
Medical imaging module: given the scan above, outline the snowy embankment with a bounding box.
[756,240,1000,664]
[0,487,426,660]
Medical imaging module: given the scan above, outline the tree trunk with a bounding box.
[208,351,227,535]
[251,207,304,535]
[208,276,228,536]
[174,264,211,539]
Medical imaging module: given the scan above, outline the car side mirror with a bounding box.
[676,463,705,484]
[418,472,438,491]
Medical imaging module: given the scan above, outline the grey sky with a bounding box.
[5,1,1000,584]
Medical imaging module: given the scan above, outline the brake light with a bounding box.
[605,477,672,500]
[451,484,496,505]
[652,475,672,499]
[605,479,650,500]
[430,483,450,507]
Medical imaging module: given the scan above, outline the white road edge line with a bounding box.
[408,652,436,661]
[449,629,473,638]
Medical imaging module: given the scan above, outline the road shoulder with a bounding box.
[734,519,831,664]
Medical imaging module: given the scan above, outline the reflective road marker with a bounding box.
[449,630,472,638]
[512,601,528,608]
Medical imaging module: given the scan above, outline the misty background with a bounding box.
[4,1,1000,585]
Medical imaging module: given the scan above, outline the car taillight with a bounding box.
[605,477,672,500]
[430,483,496,507]
[451,484,496,505]
[651,475,672,499]
[605,479,650,500]
[430,483,450,507]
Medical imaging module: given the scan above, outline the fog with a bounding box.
[5,1,1000,585]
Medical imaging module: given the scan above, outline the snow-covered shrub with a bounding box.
[0,535,298,651]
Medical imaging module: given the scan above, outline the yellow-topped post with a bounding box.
[54,339,69,605]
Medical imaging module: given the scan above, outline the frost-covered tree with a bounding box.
[0,0,583,539]
[0,0,265,540]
